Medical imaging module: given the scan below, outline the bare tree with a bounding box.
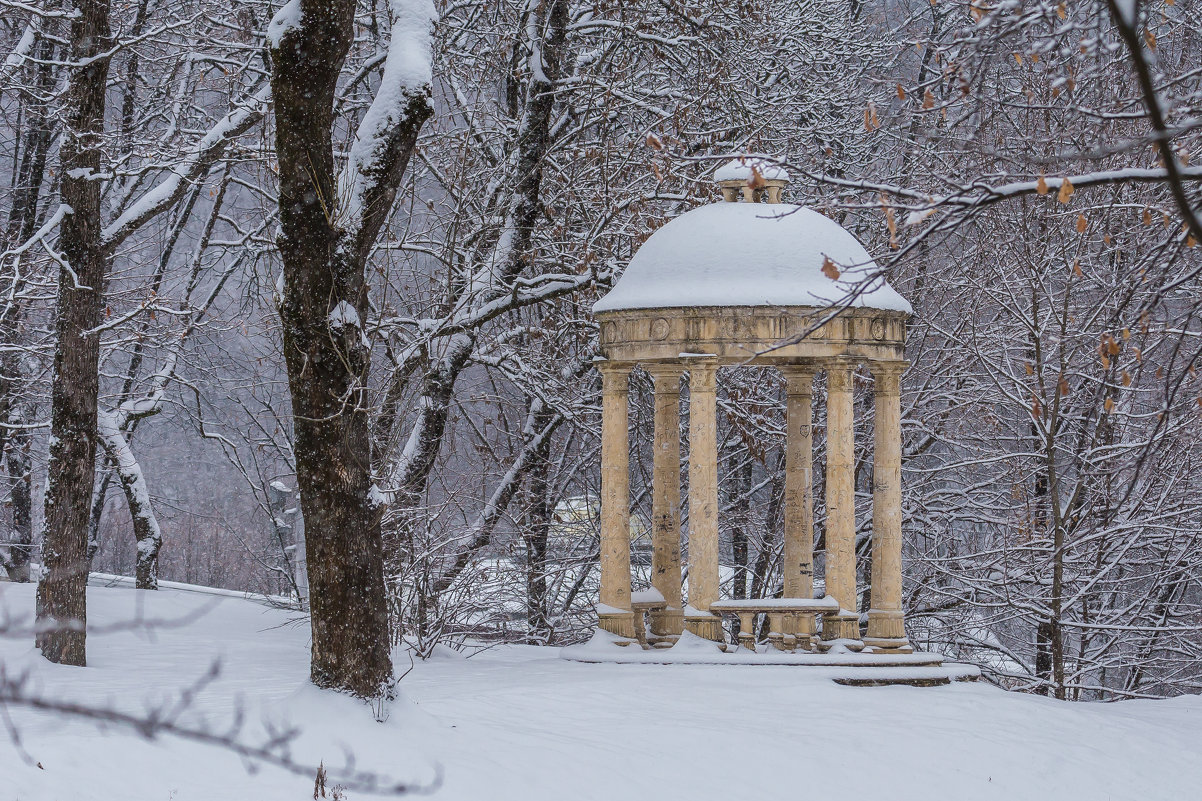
[35,0,113,666]
[12,0,271,661]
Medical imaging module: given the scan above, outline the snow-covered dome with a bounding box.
[593,164,911,315]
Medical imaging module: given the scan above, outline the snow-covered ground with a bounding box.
[2,582,1200,801]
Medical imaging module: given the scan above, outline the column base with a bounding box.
[817,637,864,653]
[597,609,636,640]
[821,612,862,644]
[864,605,912,653]
[863,637,913,654]
[684,612,724,642]
[866,608,907,641]
[649,607,684,638]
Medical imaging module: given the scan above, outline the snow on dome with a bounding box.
[593,202,912,314]
[712,157,790,184]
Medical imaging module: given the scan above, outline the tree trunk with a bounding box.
[748,453,784,600]
[98,412,163,589]
[523,404,555,644]
[1035,619,1054,695]
[387,332,474,563]
[86,181,204,573]
[728,455,752,600]
[35,0,113,666]
[270,0,432,697]
[3,421,33,583]
[2,31,56,584]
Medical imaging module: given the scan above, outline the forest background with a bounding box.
[2,0,1200,702]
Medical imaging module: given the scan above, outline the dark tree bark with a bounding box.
[2,424,33,583]
[35,0,113,666]
[1035,619,1054,695]
[523,403,556,644]
[2,33,57,584]
[270,0,432,697]
[85,469,111,564]
[3,34,57,256]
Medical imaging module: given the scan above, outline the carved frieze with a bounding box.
[597,305,907,364]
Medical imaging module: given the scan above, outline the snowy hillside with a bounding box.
[1,583,1199,800]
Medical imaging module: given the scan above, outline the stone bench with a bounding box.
[630,589,669,648]
[709,597,840,652]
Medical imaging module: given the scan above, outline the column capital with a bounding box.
[872,361,907,396]
[872,360,908,379]
[597,358,633,372]
[826,360,855,392]
[597,359,632,387]
[781,364,816,396]
[686,359,718,392]
[643,362,685,388]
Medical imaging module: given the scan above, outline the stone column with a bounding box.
[822,361,862,645]
[646,364,684,638]
[866,361,913,653]
[685,359,722,640]
[598,361,634,639]
[782,365,817,649]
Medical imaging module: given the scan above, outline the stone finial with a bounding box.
[713,156,790,203]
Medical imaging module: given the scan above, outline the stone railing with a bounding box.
[709,597,840,652]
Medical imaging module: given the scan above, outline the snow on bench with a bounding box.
[629,588,669,647]
[709,597,838,612]
[630,588,666,606]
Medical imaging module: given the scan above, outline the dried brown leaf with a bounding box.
[1057,178,1075,203]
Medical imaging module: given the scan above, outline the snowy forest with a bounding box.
[2,0,1202,789]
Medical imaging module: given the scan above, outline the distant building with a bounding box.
[550,495,651,565]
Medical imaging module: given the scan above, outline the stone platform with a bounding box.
[560,631,981,686]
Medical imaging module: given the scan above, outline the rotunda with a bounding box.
[591,158,913,654]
